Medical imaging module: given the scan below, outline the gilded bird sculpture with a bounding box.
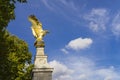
[28,15,49,43]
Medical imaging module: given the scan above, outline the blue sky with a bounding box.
[8,0,120,80]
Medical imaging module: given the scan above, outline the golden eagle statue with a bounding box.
[28,15,49,43]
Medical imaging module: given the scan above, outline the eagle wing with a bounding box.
[28,15,43,31]
[31,27,37,38]
[37,21,43,31]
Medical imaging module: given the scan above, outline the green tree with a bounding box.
[0,0,33,80]
[0,0,27,30]
[0,31,33,80]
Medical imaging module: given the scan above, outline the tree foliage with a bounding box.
[0,31,33,80]
[0,0,27,30]
[0,0,33,80]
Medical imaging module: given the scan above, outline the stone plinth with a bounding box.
[32,41,53,80]
[32,68,53,80]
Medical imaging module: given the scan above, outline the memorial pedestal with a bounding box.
[32,41,53,80]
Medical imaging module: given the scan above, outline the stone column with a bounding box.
[32,41,53,80]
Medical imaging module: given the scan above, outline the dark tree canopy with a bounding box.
[0,0,33,80]
[0,0,27,30]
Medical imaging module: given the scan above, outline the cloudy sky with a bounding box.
[8,0,120,80]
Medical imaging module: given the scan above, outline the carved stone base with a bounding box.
[32,68,53,80]
[34,55,51,68]
[32,41,53,80]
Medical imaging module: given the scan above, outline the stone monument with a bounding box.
[28,15,53,80]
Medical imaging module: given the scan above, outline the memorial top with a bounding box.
[28,15,49,43]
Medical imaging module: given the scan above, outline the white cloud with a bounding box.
[84,8,109,32]
[41,0,81,24]
[60,0,77,11]
[96,67,120,80]
[112,12,120,37]
[41,0,77,11]
[41,0,55,10]
[49,57,120,80]
[49,60,73,80]
[91,8,107,16]
[66,37,93,51]
[61,48,69,54]
[89,21,99,31]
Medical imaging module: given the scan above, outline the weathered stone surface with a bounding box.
[32,68,53,80]
[34,55,51,68]
[32,46,53,80]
